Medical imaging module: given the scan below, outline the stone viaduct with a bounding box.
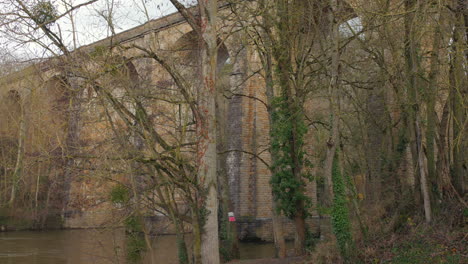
[0,1,364,240]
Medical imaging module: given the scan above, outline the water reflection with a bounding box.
[0,229,278,263]
[0,229,125,264]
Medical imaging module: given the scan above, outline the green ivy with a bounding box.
[331,151,355,263]
[218,205,237,262]
[305,226,319,253]
[270,96,311,219]
[90,45,109,58]
[109,184,130,204]
[176,234,188,264]
[124,215,146,263]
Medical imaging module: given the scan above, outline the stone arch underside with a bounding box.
[171,29,245,218]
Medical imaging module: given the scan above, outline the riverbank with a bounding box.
[227,256,304,264]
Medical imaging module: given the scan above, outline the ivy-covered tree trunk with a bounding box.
[267,0,312,255]
[268,93,287,259]
[261,34,287,257]
[331,151,355,263]
[270,96,309,256]
[252,0,288,257]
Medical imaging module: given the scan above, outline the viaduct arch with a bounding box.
[0,1,359,240]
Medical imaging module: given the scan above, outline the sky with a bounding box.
[0,0,196,63]
[58,0,176,47]
[1,0,363,66]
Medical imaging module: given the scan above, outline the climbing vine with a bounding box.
[270,95,311,218]
[124,215,146,263]
[109,184,130,204]
[331,151,355,262]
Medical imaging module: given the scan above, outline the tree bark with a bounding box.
[404,0,432,223]
[59,76,82,218]
[9,100,26,206]
[198,1,220,263]
[324,0,341,206]
[217,59,239,260]
[192,206,203,264]
[425,13,441,194]
[450,0,467,195]
[264,48,287,259]
[259,0,287,256]
[415,115,432,223]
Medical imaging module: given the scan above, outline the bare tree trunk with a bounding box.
[436,101,451,194]
[451,0,467,195]
[1,145,7,204]
[130,162,155,263]
[59,76,82,219]
[415,116,432,223]
[34,162,42,219]
[2,151,5,204]
[192,205,203,264]
[364,84,386,203]
[258,0,287,256]
[217,63,239,260]
[9,101,26,206]
[425,10,441,193]
[271,200,286,258]
[404,0,432,223]
[293,205,306,255]
[163,187,189,264]
[324,0,341,206]
[198,1,220,263]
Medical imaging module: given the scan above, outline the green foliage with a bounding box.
[124,215,143,232]
[198,203,208,229]
[124,215,146,263]
[218,206,233,261]
[331,152,355,263]
[109,184,130,204]
[219,239,237,262]
[305,227,320,253]
[390,240,462,264]
[218,205,228,240]
[270,96,311,219]
[176,235,188,264]
[89,45,109,58]
[32,1,58,27]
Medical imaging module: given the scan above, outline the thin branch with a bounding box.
[220,149,270,168]
[167,0,201,36]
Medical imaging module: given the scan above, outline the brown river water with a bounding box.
[0,229,278,264]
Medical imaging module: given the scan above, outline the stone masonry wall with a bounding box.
[0,5,319,241]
